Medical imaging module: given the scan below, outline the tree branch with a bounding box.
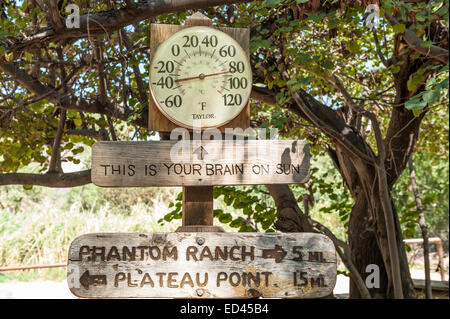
[48,108,66,172]
[0,62,147,127]
[372,29,390,68]
[284,80,376,165]
[6,0,251,52]
[120,28,148,104]
[45,0,64,32]
[307,216,372,299]
[385,13,449,65]
[0,170,92,188]
[364,109,404,299]
[66,128,104,139]
[306,61,405,298]
[267,181,371,299]
[265,184,314,233]
[250,77,376,166]
[250,86,277,105]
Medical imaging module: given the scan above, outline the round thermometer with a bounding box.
[150,26,252,129]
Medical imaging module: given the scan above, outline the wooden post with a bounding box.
[435,239,446,281]
[404,237,447,281]
[176,13,223,233]
[182,186,213,225]
[176,186,224,232]
[184,12,214,27]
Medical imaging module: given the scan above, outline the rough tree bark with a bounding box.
[266,184,314,233]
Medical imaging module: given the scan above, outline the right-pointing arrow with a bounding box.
[262,245,287,263]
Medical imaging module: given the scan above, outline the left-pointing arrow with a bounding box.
[80,270,107,290]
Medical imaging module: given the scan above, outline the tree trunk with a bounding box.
[348,192,415,298]
[266,184,314,233]
[330,144,415,299]
[348,195,388,298]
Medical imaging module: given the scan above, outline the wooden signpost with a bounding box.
[67,12,337,299]
[68,232,336,298]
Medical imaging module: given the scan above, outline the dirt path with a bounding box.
[0,275,350,299]
[0,281,75,299]
[0,255,446,299]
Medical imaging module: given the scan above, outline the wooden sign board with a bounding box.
[67,232,337,298]
[91,140,310,187]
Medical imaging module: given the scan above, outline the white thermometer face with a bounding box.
[150,26,252,129]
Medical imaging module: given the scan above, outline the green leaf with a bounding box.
[230,219,242,228]
[73,118,82,127]
[407,73,425,91]
[322,59,335,69]
[390,65,401,74]
[219,213,232,223]
[393,24,406,34]
[440,76,449,89]
[255,204,264,212]
[422,89,441,104]
[260,39,271,48]
[265,0,280,7]
[280,26,293,32]
[420,40,433,48]
[308,13,326,22]
[347,41,360,54]
[412,109,422,117]
[405,98,427,110]
[295,53,311,64]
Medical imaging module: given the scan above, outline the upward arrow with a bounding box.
[193,146,208,160]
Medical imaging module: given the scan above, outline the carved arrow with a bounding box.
[262,245,287,263]
[193,145,208,160]
[80,270,107,290]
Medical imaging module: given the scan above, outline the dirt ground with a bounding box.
[407,249,449,277]
[0,276,352,299]
[0,271,446,299]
